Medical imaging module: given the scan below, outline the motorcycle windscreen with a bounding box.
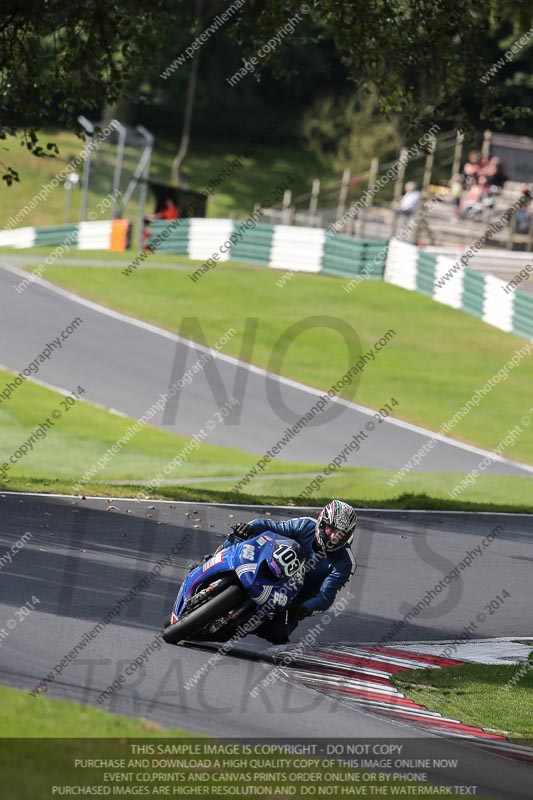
[233,535,304,608]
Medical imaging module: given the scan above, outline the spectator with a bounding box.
[462,151,482,187]
[459,179,484,219]
[478,175,498,212]
[146,197,179,222]
[143,197,180,249]
[481,156,507,188]
[397,181,421,216]
[462,162,476,188]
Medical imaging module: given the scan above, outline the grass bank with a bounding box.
[0,683,470,799]
[173,467,533,510]
[393,654,533,744]
[0,685,195,737]
[0,368,316,487]
[0,129,330,227]
[2,477,533,514]
[1,366,532,511]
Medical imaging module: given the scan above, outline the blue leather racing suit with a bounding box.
[225,516,356,643]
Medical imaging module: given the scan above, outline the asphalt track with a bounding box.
[1,259,532,476]
[1,494,532,797]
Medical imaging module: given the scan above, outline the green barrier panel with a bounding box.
[362,241,389,277]
[512,288,533,339]
[34,224,78,248]
[322,234,388,279]
[462,269,485,318]
[229,224,274,265]
[416,251,436,296]
[146,219,189,254]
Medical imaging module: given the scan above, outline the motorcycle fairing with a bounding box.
[170,534,303,623]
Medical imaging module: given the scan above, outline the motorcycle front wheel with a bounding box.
[162,583,248,645]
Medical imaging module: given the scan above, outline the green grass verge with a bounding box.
[0,689,494,798]
[3,477,533,514]
[0,686,205,798]
[0,685,197,737]
[24,261,533,466]
[0,368,318,487]
[0,246,191,264]
[0,370,533,512]
[1,129,331,227]
[162,137,332,219]
[175,467,533,510]
[1,367,533,512]
[392,654,533,744]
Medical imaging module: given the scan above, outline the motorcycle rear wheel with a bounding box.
[162,582,248,645]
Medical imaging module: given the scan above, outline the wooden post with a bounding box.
[482,129,492,159]
[336,169,351,219]
[282,190,292,224]
[357,158,380,237]
[393,149,408,206]
[414,136,436,244]
[366,158,379,207]
[309,178,320,223]
[422,136,436,194]
[452,130,464,178]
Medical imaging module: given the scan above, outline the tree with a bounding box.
[1,0,531,184]
[228,0,533,134]
[302,91,404,174]
[0,0,167,183]
[171,0,204,186]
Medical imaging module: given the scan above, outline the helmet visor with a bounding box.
[323,523,346,550]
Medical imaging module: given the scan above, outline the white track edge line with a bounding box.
[1,491,533,517]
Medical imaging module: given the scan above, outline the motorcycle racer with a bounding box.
[221,500,358,644]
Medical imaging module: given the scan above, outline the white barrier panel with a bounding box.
[433,255,464,309]
[0,227,36,248]
[78,221,112,250]
[424,244,533,276]
[483,274,514,333]
[188,219,234,262]
[269,225,325,273]
[384,238,418,290]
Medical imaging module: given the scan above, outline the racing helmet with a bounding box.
[314,500,357,556]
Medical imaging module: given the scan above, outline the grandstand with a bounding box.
[258,129,533,254]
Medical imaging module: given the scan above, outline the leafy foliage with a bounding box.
[230,0,533,133]
[1,0,532,184]
[302,91,404,173]
[0,0,168,180]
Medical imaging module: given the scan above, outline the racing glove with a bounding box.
[228,522,255,542]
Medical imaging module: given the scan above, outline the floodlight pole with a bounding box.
[111,119,127,217]
[135,126,154,248]
[63,173,80,222]
[77,115,95,222]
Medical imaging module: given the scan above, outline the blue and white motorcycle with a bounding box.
[162,533,305,645]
